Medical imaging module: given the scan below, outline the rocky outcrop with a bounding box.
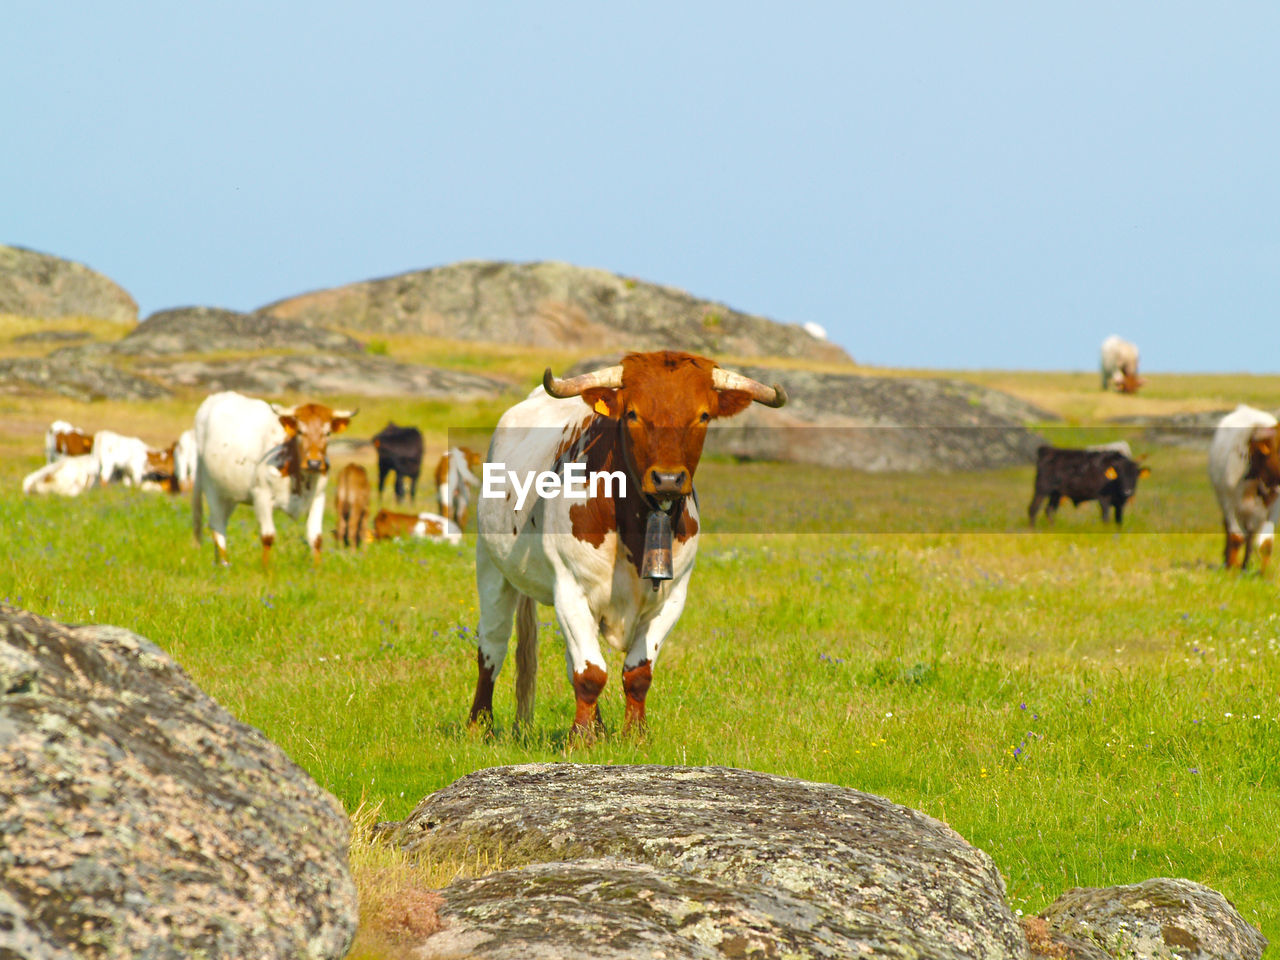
[260,260,851,363]
[565,357,1054,471]
[0,605,357,959]
[1038,878,1267,960]
[0,352,171,401]
[387,763,1029,959]
[0,245,137,324]
[114,306,363,355]
[135,353,511,399]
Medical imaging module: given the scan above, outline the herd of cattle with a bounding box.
[16,342,1280,734]
[25,395,484,563]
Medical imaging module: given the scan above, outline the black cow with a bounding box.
[371,422,424,503]
[1028,445,1150,526]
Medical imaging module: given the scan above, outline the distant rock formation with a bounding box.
[0,605,357,959]
[115,306,363,355]
[260,260,850,363]
[0,245,138,324]
[134,353,509,400]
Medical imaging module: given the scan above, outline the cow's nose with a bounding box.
[306,458,325,472]
[649,469,687,495]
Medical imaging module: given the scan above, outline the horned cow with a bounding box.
[1209,405,1280,572]
[192,391,356,567]
[1100,335,1145,393]
[1029,445,1150,526]
[470,350,787,737]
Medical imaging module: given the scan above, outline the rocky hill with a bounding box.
[115,306,363,355]
[0,245,137,324]
[259,260,850,363]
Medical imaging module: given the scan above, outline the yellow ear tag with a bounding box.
[594,399,610,416]
[1105,467,1117,479]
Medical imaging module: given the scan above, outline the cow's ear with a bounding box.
[581,387,621,418]
[714,389,754,419]
[1253,427,1277,456]
[1104,466,1118,480]
[278,415,299,439]
[331,409,356,434]
[1138,467,1151,478]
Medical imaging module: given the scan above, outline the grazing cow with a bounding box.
[1100,335,1145,393]
[371,423,424,503]
[435,446,483,529]
[470,350,787,737]
[1208,405,1280,571]
[174,429,198,492]
[334,463,371,548]
[192,391,356,567]
[23,455,99,496]
[1029,445,1150,526]
[45,421,94,462]
[372,509,462,545]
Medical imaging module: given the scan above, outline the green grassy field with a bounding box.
[1,339,1277,957]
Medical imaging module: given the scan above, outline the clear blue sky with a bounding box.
[5,3,1277,371]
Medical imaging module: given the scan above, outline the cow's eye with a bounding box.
[699,412,711,423]
[626,410,638,423]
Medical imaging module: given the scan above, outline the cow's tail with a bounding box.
[514,594,538,727]
[191,459,204,544]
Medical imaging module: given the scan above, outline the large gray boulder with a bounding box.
[1039,878,1267,960]
[114,306,364,355]
[389,763,1029,959]
[0,605,357,959]
[259,260,851,363]
[0,245,137,324]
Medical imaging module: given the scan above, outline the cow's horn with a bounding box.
[333,408,357,420]
[543,365,624,398]
[712,368,788,408]
[270,403,297,417]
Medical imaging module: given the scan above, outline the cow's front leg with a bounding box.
[305,484,328,564]
[553,580,608,738]
[623,574,690,733]
[251,487,278,570]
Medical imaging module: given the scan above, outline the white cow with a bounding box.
[1209,404,1280,571]
[435,446,482,529]
[174,428,198,492]
[469,350,787,737]
[192,391,355,567]
[23,455,100,496]
[1100,335,1144,393]
[93,430,151,486]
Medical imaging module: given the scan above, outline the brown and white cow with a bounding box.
[334,463,371,548]
[372,508,462,544]
[470,350,787,737]
[1209,405,1280,571]
[1100,335,1146,394]
[45,421,94,462]
[192,391,356,567]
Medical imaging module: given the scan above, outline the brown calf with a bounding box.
[335,463,371,548]
[56,430,94,457]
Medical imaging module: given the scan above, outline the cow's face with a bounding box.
[1250,427,1280,484]
[1105,457,1150,502]
[275,403,357,474]
[549,351,785,498]
[145,445,175,477]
